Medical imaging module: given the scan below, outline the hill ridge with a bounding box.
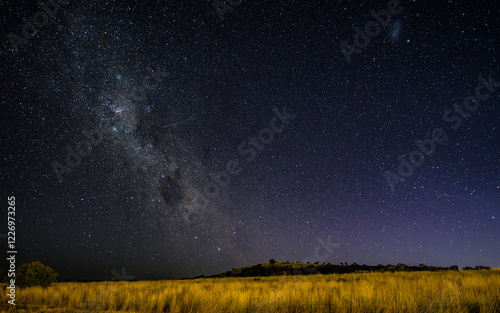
[184,261,492,279]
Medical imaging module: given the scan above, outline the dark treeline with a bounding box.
[203,261,492,279]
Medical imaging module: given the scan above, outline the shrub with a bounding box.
[16,261,58,288]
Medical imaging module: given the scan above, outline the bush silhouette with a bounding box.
[17,261,58,288]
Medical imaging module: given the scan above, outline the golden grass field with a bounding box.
[1,269,499,313]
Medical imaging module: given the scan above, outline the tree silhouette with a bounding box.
[17,261,58,288]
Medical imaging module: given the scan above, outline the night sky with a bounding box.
[1,0,499,280]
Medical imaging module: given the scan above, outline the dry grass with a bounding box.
[1,269,499,312]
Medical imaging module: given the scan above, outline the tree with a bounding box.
[17,261,58,288]
[269,259,276,265]
[396,263,408,271]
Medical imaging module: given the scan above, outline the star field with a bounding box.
[0,0,499,280]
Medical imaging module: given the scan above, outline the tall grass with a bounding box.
[1,269,499,312]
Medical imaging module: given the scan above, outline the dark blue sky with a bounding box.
[1,0,499,280]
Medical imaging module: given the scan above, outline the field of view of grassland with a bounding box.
[1,269,499,313]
